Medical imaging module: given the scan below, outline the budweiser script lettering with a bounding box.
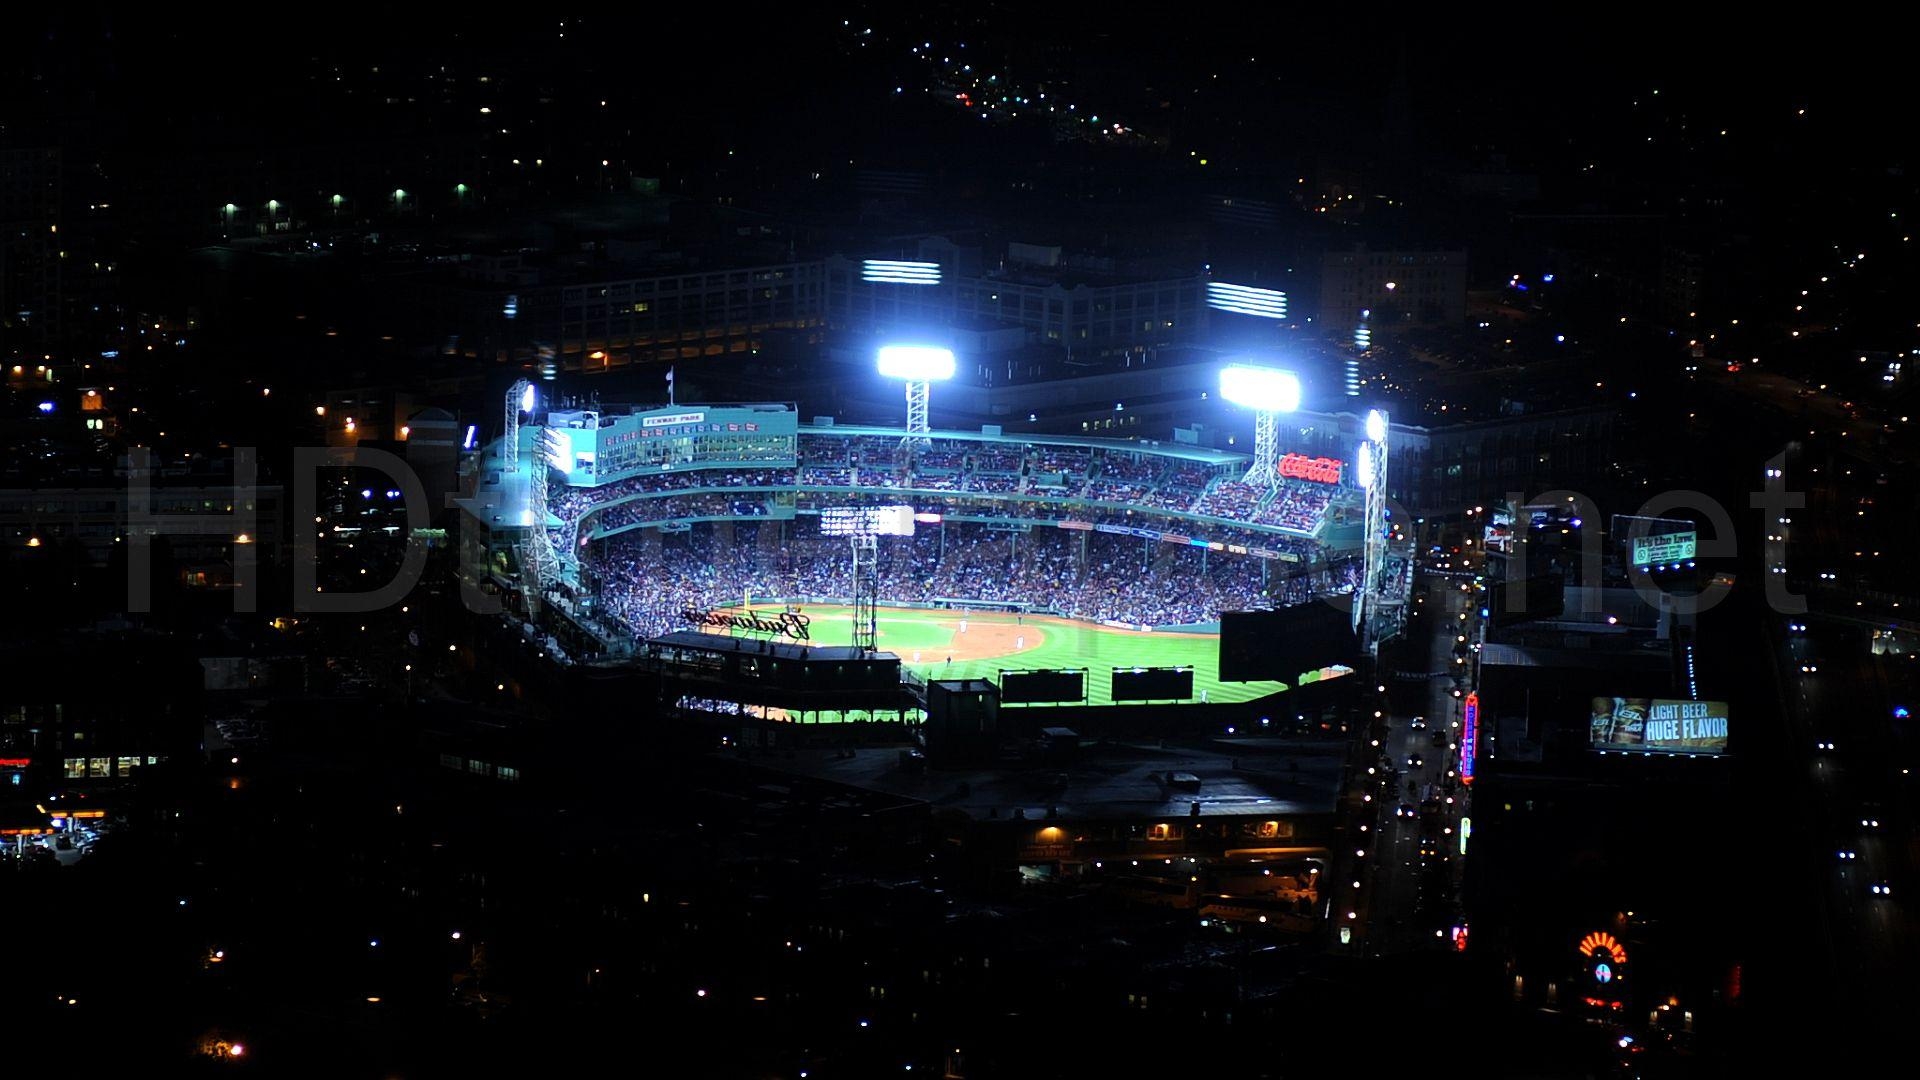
[682,608,812,640]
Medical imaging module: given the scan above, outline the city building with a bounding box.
[0,146,62,348]
[0,454,285,582]
[1319,245,1468,332]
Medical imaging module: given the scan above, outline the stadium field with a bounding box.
[742,605,1287,706]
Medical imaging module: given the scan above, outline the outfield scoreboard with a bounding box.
[819,505,917,537]
[1000,669,1087,704]
[1111,667,1195,702]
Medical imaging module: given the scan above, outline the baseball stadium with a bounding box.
[457,379,1394,721]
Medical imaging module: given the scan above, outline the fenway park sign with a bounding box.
[683,607,812,640]
[1279,453,1344,484]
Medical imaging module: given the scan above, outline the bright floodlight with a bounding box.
[863,259,942,285]
[1219,364,1302,412]
[1366,409,1387,443]
[520,382,537,413]
[1356,441,1375,489]
[877,345,956,381]
[1205,282,1289,319]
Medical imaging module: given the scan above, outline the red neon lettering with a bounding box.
[1278,453,1343,483]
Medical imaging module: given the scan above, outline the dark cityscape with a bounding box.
[2,10,1913,1075]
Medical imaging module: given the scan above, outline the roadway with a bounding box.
[1352,568,1473,956]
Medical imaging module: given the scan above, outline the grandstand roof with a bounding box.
[751,739,1346,823]
[450,443,538,534]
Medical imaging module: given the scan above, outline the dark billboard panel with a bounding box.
[1589,698,1729,755]
[1219,603,1358,682]
[1487,575,1564,628]
[1110,667,1195,702]
[1000,669,1086,704]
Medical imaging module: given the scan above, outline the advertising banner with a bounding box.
[1630,531,1697,566]
[1589,697,1728,754]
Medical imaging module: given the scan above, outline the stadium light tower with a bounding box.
[1218,363,1303,487]
[1356,408,1390,644]
[878,345,955,448]
[504,378,535,472]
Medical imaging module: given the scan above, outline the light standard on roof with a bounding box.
[877,345,955,449]
[505,378,535,472]
[1218,363,1302,487]
[1356,408,1390,643]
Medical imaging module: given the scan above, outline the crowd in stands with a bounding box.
[848,436,902,465]
[1186,478,1333,534]
[1192,480,1266,521]
[916,448,968,471]
[966,472,1023,495]
[802,466,855,486]
[971,448,1024,473]
[1093,452,1164,485]
[1081,478,1156,503]
[1029,449,1093,476]
[1253,480,1337,533]
[590,493,770,532]
[544,436,1337,548]
[584,519,1358,640]
[1140,464,1213,512]
[550,467,795,522]
[800,441,848,466]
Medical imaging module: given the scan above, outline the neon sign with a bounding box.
[1580,931,1628,1003]
[1278,453,1344,484]
[1460,692,1479,786]
[1579,931,1628,966]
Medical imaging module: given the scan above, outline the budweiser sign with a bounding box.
[1279,453,1343,484]
[682,608,811,641]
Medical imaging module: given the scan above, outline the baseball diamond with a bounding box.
[731,604,1291,705]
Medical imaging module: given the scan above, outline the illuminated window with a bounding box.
[88,756,111,778]
[65,757,87,779]
[1147,823,1172,841]
[116,756,139,777]
[497,765,520,782]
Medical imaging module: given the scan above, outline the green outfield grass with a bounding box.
[747,604,1288,706]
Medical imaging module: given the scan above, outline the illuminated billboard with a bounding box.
[1278,453,1343,484]
[818,505,916,537]
[1460,692,1479,785]
[1589,698,1729,755]
[1631,531,1697,567]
